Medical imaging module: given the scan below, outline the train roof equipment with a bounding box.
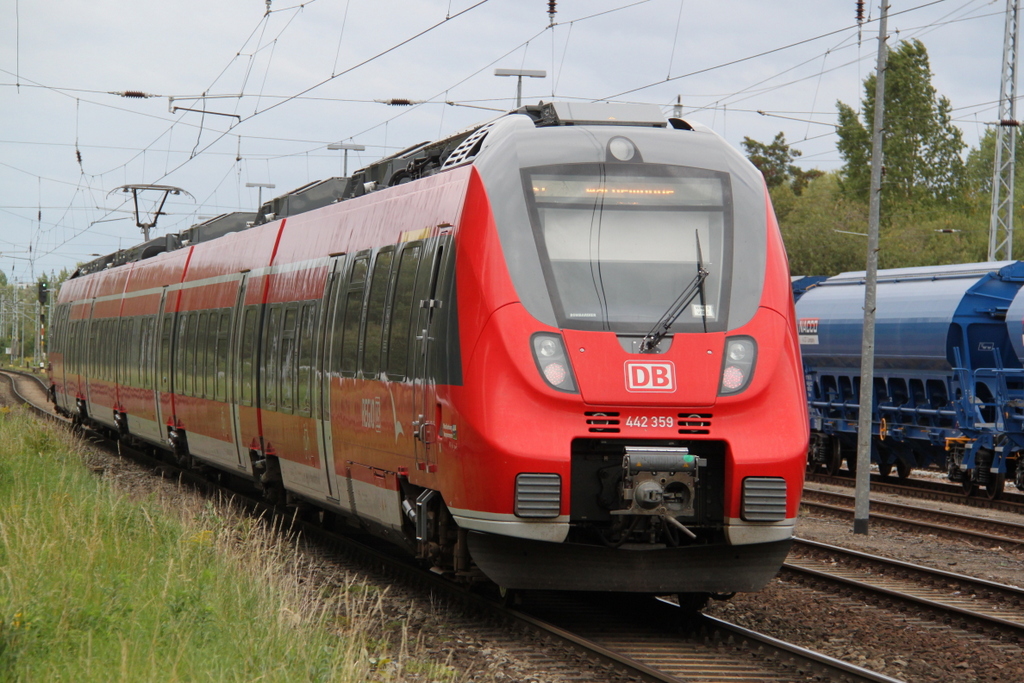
[74,102,698,281]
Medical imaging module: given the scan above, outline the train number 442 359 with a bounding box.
[625,415,675,428]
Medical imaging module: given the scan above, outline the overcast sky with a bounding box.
[0,0,1011,280]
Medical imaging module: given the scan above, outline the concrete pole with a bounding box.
[854,1,889,535]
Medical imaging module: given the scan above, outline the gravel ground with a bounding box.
[705,479,1024,683]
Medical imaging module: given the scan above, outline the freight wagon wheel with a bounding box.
[825,437,842,476]
[877,461,893,478]
[896,460,912,481]
[985,473,1005,500]
[1016,464,1024,491]
[961,472,976,497]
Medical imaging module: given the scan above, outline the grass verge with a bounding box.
[0,406,456,682]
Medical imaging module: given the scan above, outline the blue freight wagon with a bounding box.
[794,261,1024,498]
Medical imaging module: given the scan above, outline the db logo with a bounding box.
[625,361,676,392]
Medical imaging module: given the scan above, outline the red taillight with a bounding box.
[543,362,568,386]
[721,365,745,391]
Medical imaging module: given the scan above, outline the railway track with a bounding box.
[786,538,1024,640]
[807,471,1024,513]
[1,367,53,411]
[801,487,1024,548]
[0,368,900,683]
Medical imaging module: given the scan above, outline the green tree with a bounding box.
[836,39,966,209]
[775,172,870,276]
[741,132,822,196]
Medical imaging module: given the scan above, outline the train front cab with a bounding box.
[438,111,809,594]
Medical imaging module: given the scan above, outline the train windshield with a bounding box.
[522,163,731,333]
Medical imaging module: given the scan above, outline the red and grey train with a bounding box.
[48,102,807,599]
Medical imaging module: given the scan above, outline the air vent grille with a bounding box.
[515,473,561,518]
[742,477,787,521]
[585,411,621,433]
[441,122,495,169]
[678,413,712,434]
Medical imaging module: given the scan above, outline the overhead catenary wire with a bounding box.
[2,0,1005,273]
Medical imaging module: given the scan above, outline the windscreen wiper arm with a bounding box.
[640,231,709,353]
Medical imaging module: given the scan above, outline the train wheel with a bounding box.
[986,473,1006,500]
[825,438,842,476]
[498,586,521,607]
[878,461,893,478]
[896,460,912,481]
[961,472,976,497]
[677,592,711,613]
[1016,464,1024,491]
[805,457,821,475]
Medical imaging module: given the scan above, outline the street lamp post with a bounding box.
[245,182,275,209]
[327,142,366,177]
[494,68,546,108]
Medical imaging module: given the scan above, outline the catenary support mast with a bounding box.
[989,0,1021,262]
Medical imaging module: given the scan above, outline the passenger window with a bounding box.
[280,306,298,413]
[184,313,198,397]
[144,316,155,387]
[175,315,188,394]
[127,318,139,386]
[263,306,282,410]
[197,312,210,398]
[240,308,257,406]
[387,244,422,380]
[106,319,115,381]
[215,311,230,402]
[297,303,315,415]
[161,314,174,392]
[340,256,369,376]
[362,249,394,377]
[138,317,148,387]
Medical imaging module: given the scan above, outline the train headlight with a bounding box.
[607,136,638,162]
[719,336,756,395]
[531,333,578,393]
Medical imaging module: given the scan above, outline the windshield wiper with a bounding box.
[640,230,709,353]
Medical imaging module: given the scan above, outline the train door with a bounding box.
[154,287,176,435]
[411,238,449,471]
[83,298,98,415]
[230,272,258,470]
[50,304,69,412]
[315,255,347,501]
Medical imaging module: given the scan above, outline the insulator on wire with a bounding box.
[375,98,422,106]
[856,0,865,23]
[1001,119,1021,127]
[75,149,82,164]
[548,0,557,25]
[111,90,155,99]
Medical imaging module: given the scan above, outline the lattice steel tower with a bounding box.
[989,0,1021,262]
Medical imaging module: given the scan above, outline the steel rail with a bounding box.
[807,471,1024,512]
[787,537,1024,636]
[801,488,1024,548]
